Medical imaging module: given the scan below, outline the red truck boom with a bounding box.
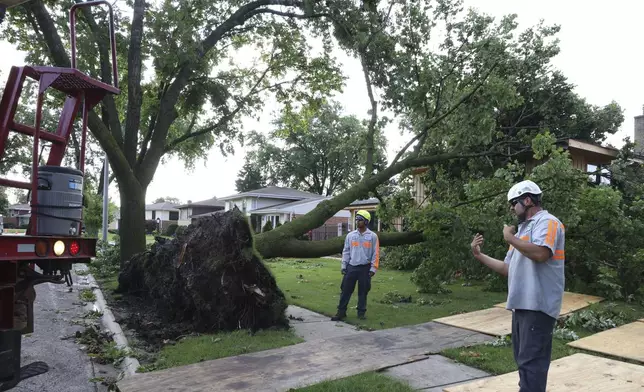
[0,1,120,390]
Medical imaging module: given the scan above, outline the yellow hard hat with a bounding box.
[356,210,371,222]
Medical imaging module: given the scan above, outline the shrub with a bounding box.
[175,226,187,237]
[144,220,157,234]
[380,244,428,271]
[262,220,273,232]
[165,223,178,236]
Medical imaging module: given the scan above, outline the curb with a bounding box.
[73,264,141,377]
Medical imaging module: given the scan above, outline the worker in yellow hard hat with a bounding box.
[331,209,380,321]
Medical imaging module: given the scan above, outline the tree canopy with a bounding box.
[238,100,387,196]
[0,0,627,268]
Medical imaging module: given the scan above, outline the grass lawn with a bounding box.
[441,300,644,375]
[138,329,304,373]
[88,253,305,373]
[267,257,507,330]
[294,372,415,392]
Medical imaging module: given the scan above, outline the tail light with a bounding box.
[69,241,80,256]
[35,240,48,257]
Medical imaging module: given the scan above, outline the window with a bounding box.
[152,211,156,220]
[587,164,610,185]
[169,211,179,221]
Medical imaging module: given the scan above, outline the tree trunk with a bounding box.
[255,231,425,259]
[118,184,147,266]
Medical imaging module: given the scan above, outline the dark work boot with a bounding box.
[357,313,366,320]
[331,313,346,321]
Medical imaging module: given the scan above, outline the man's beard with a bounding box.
[516,211,527,225]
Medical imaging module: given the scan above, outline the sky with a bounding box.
[1,0,642,206]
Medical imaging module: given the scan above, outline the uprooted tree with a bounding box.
[118,208,289,332]
[3,0,623,264]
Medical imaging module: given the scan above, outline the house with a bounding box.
[5,203,30,227]
[218,186,351,234]
[411,138,621,207]
[176,197,225,225]
[145,202,179,231]
[344,198,381,231]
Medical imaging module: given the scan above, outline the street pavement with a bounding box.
[11,270,114,392]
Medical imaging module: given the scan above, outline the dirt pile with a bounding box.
[117,208,289,333]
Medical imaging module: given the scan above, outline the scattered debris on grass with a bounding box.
[485,335,511,347]
[379,291,412,304]
[79,289,97,302]
[553,327,580,341]
[75,325,128,366]
[562,304,630,332]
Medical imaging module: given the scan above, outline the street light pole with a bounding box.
[101,152,109,244]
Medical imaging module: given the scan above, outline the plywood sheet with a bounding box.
[567,321,644,363]
[494,291,603,317]
[433,307,512,337]
[117,321,493,392]
[443,353,644,392]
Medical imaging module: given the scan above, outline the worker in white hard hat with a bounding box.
[331,209,380,321]
[470,180,565,392]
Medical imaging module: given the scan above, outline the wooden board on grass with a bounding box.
[443,353,644,392]
[567,321,644,363]
[433,307,512,337]
[117,321,493,392]
[494,291,603,317]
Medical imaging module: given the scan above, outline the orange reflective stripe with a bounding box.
[351,241,359,247]
[553,249,565,260]
[545,220,557,247]
[363,242,372,248]
[520,235,529,241]
[373,237,380,269]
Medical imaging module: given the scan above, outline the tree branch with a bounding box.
[124,0,146,166]
[361,52,377,177]
[391,62,500,167]
[163,61,277,152]
[256,231,425,259]
[77,1,123,147]
[139,0,319,188]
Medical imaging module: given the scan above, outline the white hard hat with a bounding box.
[507,180,542,201]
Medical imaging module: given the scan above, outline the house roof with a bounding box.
[145,202,179,211]
[252,197,332,214]
[348,198,380,207]
[219,186,323,201]
[176,197,225,209]
[190,210,226,219]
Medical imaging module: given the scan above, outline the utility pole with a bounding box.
[101,153,109,244]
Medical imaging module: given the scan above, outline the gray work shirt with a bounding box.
[504,209,566,319]
[342,229,380,274]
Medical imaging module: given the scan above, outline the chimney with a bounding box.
[635,105,644,154]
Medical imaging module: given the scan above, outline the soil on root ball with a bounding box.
[116,208,289,338]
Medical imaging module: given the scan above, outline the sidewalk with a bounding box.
[119,306,492,392]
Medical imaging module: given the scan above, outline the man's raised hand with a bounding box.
[471,234,484,257]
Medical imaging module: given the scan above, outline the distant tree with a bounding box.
[242,101,388,196]
[153,197,181,204]
[0,188,9,215]
[235,162,266,193]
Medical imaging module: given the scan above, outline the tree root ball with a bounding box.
[117,208,289,333]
